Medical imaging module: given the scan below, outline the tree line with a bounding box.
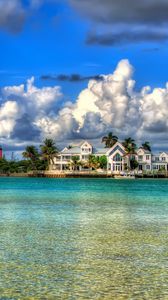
[0,139,56,174]
[0,134,151,174]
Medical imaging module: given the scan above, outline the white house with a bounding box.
[51,141,129,173]
[152,152,168,171]
[50,140,168,174]
[52,141,108,171]
[137,147,152,171]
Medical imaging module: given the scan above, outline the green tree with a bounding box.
[99,155,107,170]
[16,160,32,173]
[122,137,136,152]
[142,141,151,152]
[0,157,10,174]
[122,138,137,170]
[69,156,81,171]
[130,157,139,170]
[102,132,118,148]
[40,138,58,169]
[22,145,39,170]
[87,155,100,170]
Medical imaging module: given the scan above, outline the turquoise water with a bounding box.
[1,178,168,299]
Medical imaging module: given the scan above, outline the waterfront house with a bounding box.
[137,147,152,172]
[52,141,109,171]
[51,141,132,173]
[50,140,168,174]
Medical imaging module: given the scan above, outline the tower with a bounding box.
[0,146,3,159]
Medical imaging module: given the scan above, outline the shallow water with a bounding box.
[0,177,168,299]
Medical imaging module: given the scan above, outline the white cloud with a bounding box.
[73,59,135,133]
[139,85,168,136]
[1,59,168,150]
[0,77,63,142]
[0,101,20,137]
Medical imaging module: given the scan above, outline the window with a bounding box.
[162,157,166,161]
[82,155,88,160]
[62,156,70,161]
[146,155,150,160]
[146,165,150,170]
[82,148,90,153]
[113,153,122,162]
[138,155,143,161]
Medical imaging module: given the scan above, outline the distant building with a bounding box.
[0,146,2,159]
[50,141,168,174]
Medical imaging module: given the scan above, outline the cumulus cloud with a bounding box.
[73,59,135,131]
[1,59,168,150]
[70,0,168,45]
[0,77,63,142]
[0,101,20,137]
[139,86,168,136]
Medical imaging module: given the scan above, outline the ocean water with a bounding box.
[0,178,168,300]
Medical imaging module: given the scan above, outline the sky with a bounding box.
[1,0,168,157]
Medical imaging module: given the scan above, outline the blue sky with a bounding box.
[1,0,168,154]
[1,0,168,96]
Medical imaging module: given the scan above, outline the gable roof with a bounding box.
[106,141,126,156]
[61,146,81,154]
[159,152,168,157]
[137,147,151,154]
[80,140,92,148]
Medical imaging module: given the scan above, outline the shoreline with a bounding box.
[0,172,168,179]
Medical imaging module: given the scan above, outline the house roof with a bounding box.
[79,140,92,147]
[137,147,151,154]
[159,152,168,156]
[106,141,126,156]
[61,146,81,154]
[61,146,109,155]
[93,147,110,154]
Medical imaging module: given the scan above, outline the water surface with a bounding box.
[0,178,168,299]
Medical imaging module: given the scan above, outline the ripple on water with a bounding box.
[0,178,168,299]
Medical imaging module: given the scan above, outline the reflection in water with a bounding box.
[0,178,168,299]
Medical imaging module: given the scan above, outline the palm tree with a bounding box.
[69,156,81,171]
[122,137,136,153]
[142,141,151,152]
[122,138,137,170]
[40,138,58,169]
[87,155,100,170]
[102,132,118,148]
[22,145,39,170]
